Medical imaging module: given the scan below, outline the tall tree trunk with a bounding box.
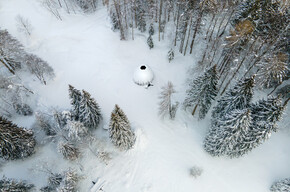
[183,15,193,56]
[155,0,158,22]
[192,103,198,116]
[134,0,137,27]
[124,0,128,29]
[179,17,189,53]
[162,3,167,40]
[158,0,163,41]
[0,59,15,74]
[131,2,134,40]
[174,3,181,46]
[113,0,125,40]
[189,2,204,54]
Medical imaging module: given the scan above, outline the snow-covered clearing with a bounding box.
[0,0,289,191]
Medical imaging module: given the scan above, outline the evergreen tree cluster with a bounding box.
[270,178,290,192]
[0,177,34,192]
[69,85,102,130]
[69,85,136,151]
[204,76,286,158]
[40,168,80,192]
[0,116,36,160]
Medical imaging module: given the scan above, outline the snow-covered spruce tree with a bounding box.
[58,141,80,161]
[184,65,218,119]
[0,116,36,160]
[159,81,179,120]
[79,90,102,129]
[112,104,129,124]
[270,178,290,192]
[147,35,154,49]
[168,48,174,63]
[68,85,82,120]
[109,105,135,150]
[244,96,286,153]
[204,109,252,157]
[212,76,255,123]
[0,177,34,192]
[149,23,154,36]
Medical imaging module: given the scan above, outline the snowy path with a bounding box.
[0,0,290,191]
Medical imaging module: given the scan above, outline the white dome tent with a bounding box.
[133,65,154,87]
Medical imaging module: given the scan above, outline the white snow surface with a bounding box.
[0,0,290,192]
[133,65,154,86]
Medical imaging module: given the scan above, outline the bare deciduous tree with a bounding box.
[15,15,33,36]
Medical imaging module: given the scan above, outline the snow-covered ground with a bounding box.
[0,0,289,191]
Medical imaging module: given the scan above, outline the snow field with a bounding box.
[0,0,289,191]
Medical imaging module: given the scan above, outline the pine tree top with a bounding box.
[112,104,130,125]
[68,85,82,103]
[230,76,255,99]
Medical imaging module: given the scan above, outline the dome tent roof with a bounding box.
[133,65,154,86]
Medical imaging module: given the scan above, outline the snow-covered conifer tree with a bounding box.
[147,35,154,49]
[0,116,36,160]
[168,48,174,63]
[0,177,34,191]
[149,23,154,36]
[68,85,82,120]
[79,90,102,129]
[270,178,290,192]
[204,109,252,157]
[159,81,179,120]
[212,76,255,122]
[109,105,135,150]
[244,96,286,153]
[184,65,218,119]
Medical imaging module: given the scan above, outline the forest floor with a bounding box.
[0,0,290,191]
